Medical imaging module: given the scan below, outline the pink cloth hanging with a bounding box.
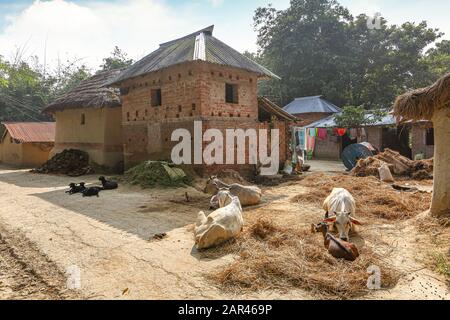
[317,128,328,140]
[306,135,315,151]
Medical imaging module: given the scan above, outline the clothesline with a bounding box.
[306,127,367,140]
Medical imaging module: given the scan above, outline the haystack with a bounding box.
[124,161,189,188]
[352,148,433,179]
[393,73,450,217]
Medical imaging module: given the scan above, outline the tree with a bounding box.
[253,0,445,109]
[99,46,134,72]
[334,106,387,128]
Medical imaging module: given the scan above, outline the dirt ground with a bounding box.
[0,164,448,300]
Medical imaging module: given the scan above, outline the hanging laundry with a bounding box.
[349,128,358,140]
[337,128,347,137]
[297,129,306,151]
[306,135,316,151]
[317,128,328,140]
[308,128,317,137]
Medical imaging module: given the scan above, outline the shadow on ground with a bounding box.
[30,185,209,240]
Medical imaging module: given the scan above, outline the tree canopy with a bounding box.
[0,47,132,122]
[254,0,449,108]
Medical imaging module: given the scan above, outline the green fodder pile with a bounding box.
[123,161,191,188]
[211,219,399,299]
[291,173,431,220]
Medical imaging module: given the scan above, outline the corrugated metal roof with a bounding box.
[2,122,55,143]
[283,96,342,114]
[305,112,396,128]
[108,26,279,85]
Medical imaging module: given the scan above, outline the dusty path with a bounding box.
[0,165,448,300]
[0,224,81,299]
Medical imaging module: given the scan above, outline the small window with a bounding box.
[426,128,434,146]
[225,83,239,104]
[81,113,85,125]
[151,89,162,107]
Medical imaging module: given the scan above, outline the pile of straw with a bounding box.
[212,219,399,299]
[292,173,431,220]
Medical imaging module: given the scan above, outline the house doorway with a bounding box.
[382,126,412,158]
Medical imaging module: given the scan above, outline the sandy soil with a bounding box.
[0,165,448,300]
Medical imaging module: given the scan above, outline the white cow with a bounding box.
[195,192,244,250]
[322,188,362,241]
[205,176,262,207]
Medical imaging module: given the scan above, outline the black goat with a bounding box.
[99,176,118,190]
[82,187,102,198]
[66,182,86,195]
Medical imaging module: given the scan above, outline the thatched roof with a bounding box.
[43,69,123,114]
[393,73,450,121]
[107,26,279,86]
[258,97,298,122]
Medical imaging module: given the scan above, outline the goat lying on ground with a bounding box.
[99,176,118,190]
[82,187,102,198]
[205,176,262,208]
[312,222,360,261]
[66,182,86,195]
[322,188,362,241]
[195,191,243,250]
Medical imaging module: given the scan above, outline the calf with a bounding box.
[99,176,118,190]
[195,192,244,250]
[82,187,102,198]
[312,222,360,261]
[322,188,362,241]
[205,176,262,207]
[66,182,86,195]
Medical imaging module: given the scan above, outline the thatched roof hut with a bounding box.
[393,72,450,218]
[393,73,450,121]
[43,69,123,114]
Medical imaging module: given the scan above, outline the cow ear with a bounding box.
[350,217,362,225]
[324,217,336,223]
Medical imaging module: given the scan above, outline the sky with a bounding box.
[0,0,449,70]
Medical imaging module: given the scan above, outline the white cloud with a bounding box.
[208,0,224,7]
[0,0,210,69]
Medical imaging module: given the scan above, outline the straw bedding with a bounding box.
[211,219,399,299]
[292,173,431,220]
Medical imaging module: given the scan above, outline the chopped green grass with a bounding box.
[123,161,191,189]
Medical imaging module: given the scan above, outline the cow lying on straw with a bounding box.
[205,176,262,208]
[322,188,362,241]
[195,190,244,250]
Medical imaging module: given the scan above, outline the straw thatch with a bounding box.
[393,73,450,121]
[43,69,123,114]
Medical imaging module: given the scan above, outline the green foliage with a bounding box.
[254,0,449,109]
[334,106,387,128]
[0,46,133,122]
[99,46,134,72]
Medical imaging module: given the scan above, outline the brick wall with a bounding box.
[365,127,383,151]
[119,61,287,176]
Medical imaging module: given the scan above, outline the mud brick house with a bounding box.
[108,26,290,175]
[43,69,124,170]
[283,96,341,126]
[0,122,55,166]
[410,121,434,159]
